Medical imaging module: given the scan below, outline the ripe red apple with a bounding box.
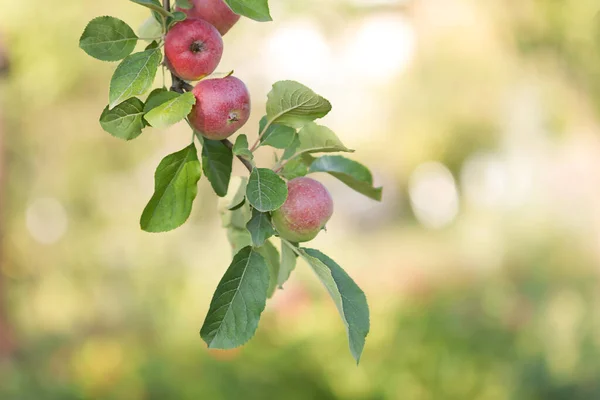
[272,177,334,243]
[164,18,223,81]
[188,76,251,140]
[178,0,241,36]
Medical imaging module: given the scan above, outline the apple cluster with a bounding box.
[167,0,251,140]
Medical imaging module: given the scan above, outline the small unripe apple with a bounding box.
[178,0,241,36]
[188,76,251,140]
[164,18,223,81]
[272,177,334,243]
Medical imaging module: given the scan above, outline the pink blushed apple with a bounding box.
[188,76,251,140]
[272,177,334,243]
[164,18,223,81]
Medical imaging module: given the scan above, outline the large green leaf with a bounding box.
[278,240,298,289]
[79,16,138,61]
[257,240,280,298]
[259,116,297,149]
[246,209,275,247]
[300,248,370,364]
[99,97,145,140]
[295,123,353,155]
[144,92,196,129]
[200,246,270,348]
[246,168,288,212]
[109,49,162,109]
[224,0,271,22]
[202,139,233,197]
[266,81,332,128]
[309,155,382,201]
[130,0,173,17]
[140,144,201,232]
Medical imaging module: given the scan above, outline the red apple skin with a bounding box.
[272,178,334,243]
[188,76,251,140]
[178,0,241,36]
[164,18,223,81]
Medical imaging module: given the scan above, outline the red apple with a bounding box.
[178,0,241,36]
[272,178,334,243]
[164,18,223,81]
[188,76,251,140]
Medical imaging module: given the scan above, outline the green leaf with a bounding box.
[219,176,247,211]
[144,92,196,129]
[167,11,187,29]
[257,240,280,298]
[278,240,298,289]
[145,40,160,50]
[176,0,193,8]
[232,134,254,162]
[295,123,353,154]
[309,155,382,201]
[266,81,332,128]
[259,116,297,149]
[246,209,275,247]
[79,16,138,61]
[246,168,288,212]
[226,227,252,255]
[109,49,162,109]
[300,248,370,364]
[224,0,272,22]
[99,97,145,140]
[200,246,270,348]
[202,139,233,197]
[130,0,173,17]
[144,88,175,112]
[281,156,309,180]
[140,144,201,232]
[138,16,164,40]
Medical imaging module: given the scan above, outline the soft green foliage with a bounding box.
[202,139,233,197]
[130,0,173,17]
[246,208,275,247]
[200,247,270,348]
[300,248,370,364]
[224,0,272,22]
[246,168,288,212]
[99,97,145,140]
[79,16,138,61]
[259,116,296,149]
[309,155,383,201]
[79,0,380,360]
[140,144,202,232]
[144,92,196,129]
[266,80,332,128]
[109,49,162,109]
[232,134,253,162]
[278,240,297,288]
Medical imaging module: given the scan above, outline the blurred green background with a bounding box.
[2,0,600,398]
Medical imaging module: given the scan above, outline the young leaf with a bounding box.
[202,139,233,197]
[232,134,253,162]
[109,48,162,109]
[138,16,163,40]
[99,97,145,140]
[176,0,193,9]
[246,208,275,247]
[200,246,270,348]
[280,156,309,180]
[266,81,332,128]
[300,248,370,364]
[257,240,280,298]
[246,168,288,212]
[144,88,175,112]
[224,0,272,22]
[167,11,187,29]
[130,0,173,17]
[278,240,298,289]
[308,155,383,201]
[259,116,296,149]
[140,144,202,232]
[80,16,138,62]
[144,92,196,129]
[295,123,353,154]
